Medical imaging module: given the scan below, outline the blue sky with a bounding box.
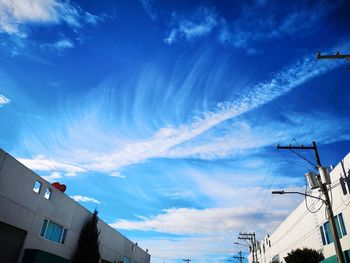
[1,0,350,262]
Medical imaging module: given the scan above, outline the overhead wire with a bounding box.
[246,12,348,256]
[304,176,324,214]
[242,52,320,235]
[237,17,346,239]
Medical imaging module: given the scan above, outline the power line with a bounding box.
[276,141,345,263]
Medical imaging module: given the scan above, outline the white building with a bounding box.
[250,152,350,263]
[0,149,151,263]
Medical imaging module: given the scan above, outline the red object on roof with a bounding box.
[52,182,60,190]
[52,182,67,193]
[59,184,66,193]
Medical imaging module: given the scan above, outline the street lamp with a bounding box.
[271,190,325,202]
[276,141,345,263]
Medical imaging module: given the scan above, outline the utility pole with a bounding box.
[233,251,244,263]
[316,51,350,60]
[277,141,345,263]
[238,232,258,263]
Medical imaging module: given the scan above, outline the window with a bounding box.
[33,181,42,193]
[320,213,347,245]
[44,188,52,199]
[40,218,67,244]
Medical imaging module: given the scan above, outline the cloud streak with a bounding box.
[139,0,157,21]
[112,206,287,235]
[164,7,218,44]
[0,94,10,106]
[18,51,345,176]
[71,195,101,204]
[41,37,75,50]
[18,154,85,174]
[0,0,103,37]
[75,54,343,171]
[41,171,62,183]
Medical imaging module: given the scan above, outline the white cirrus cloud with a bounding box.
[218,1,342,50]
[17,50,345,174]
[18,154,86,174]
[111,183,304,236]
[75,53,342,172]
[41,171,62,183]
[0,0,102,36]
[0,94,10,106]
[41,37,75,50]
[71,195,101,204]
[139,0,157,21]
[164,7,218,44]
[109,171,126,178]
[111,204,293,235]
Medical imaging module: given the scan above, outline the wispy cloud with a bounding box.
[163,2,341,51]
[112,206,287,235]
[41,37,75,50]
[164,7,218,44]
[18,51,345,175]
[0,94,10,106]
[111,187,305,262]
[218,1,342,50]
[0,0,104,37]
[41,171,62,182]
[18,154,85,174]
[71,195,101,204]
[139,0,157,21]
[109,171,126,178]
[79,54,342,170]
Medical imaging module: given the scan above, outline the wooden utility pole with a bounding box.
[277,141,345,263]
[233,251,244,263]
[238,232,258,263]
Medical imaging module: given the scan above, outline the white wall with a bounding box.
[250,152,350,263]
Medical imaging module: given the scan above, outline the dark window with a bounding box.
[339,213,347,236]
[320,213,347,245]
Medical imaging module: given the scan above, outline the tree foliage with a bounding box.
[284,248,324,263]
[73,209,101,263]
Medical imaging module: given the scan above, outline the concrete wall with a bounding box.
[251,152,350,263]
[0,149,150,263]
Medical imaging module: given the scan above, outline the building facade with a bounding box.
[250,152,350,263]
[0,149,151,263]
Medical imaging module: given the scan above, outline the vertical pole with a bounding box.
[239,251,243,263]
[312,142,344,263]
[251,236,255,263]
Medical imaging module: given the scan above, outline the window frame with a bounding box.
[33,180,42,194]
[320,212,347,246]
[44,187,52,200]
[40,218,68,244]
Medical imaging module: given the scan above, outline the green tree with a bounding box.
[73,209,101,263]
[284,248,324,263]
